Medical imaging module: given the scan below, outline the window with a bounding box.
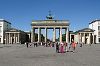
[98,22,100,25]
[0,26,2,33]
[98,26,100,30]
[99,38,100,42]
[98,32,100,36]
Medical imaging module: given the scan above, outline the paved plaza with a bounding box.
[0,44,100,66]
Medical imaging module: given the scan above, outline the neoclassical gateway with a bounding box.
[31,14,70,43]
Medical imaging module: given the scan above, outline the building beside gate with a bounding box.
[0,19,11,44]
[4,28,29,44]
[31,13,70,43]
[70,28,95,44]
[89,19,100,43]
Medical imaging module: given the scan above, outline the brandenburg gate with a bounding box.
[31,14,70,43]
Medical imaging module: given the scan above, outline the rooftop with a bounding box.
[89,19,100,24]
[74,28,94,34]
[0,19,11,24]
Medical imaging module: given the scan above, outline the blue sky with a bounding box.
[0,0,100,40]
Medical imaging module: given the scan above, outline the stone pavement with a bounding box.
[0,44,100,66]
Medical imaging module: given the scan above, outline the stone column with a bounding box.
[38,27,41,42]
[15,33,16,43]
[92,33,94,44]
[10,33,12,44]
[31,28,33,42]
[66,27,69,43]
[88,33,90,44]
[18,33,19,43]
[53,27,56,42]
[31,28,35,42]
[14,33,16,43]
[9,33,11,44]
[7,34,8,44]
[80,33,82,43]
[84,33,85,44]
[33,28,35,42]
[16,36,17,43]
[45,27,47,43]
[78,33,80,43]
[60,27,62,42]
[7,33,8,44]
[11,37,12,44]
[65,28,67,42]
[5,34,7,44]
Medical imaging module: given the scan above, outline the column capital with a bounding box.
[53,27,56,28]
[45,27,47,29]
[38,27,40,29]
[92,33,94,35]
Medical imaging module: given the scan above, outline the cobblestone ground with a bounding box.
[0,44,100,66]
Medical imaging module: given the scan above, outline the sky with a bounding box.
[0,0,100,40]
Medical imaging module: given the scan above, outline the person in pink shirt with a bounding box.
[60,42,64,53]
[72,41,77,52]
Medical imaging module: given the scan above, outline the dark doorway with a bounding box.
[71,35,74,42]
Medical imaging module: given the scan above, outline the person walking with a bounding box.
[26,42,29,48]
[56,42,59,53]
[80,42,82,47]
[72,41,77,53]
[60,42,64,53]
[67,42,71,52]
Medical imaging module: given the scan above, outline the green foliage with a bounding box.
[57,34,66,42]
[62,34,66,41]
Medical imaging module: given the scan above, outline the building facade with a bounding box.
[5,28,29,44]
[70,28,95,44]
[89,19,100,43]
[0,19,11,44]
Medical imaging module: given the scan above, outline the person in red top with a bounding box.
[60,42,64,53]
[72,41,77,52]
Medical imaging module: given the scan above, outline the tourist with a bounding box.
[40,42,42,46]
[26,42,29,48]
[65,42,67,52]
[80,42,82,47]
[56,42,59,53]
[60,42,64,53]
[33,42,35,47]
[67,42,71,52]
[34,42,37,47]
[72,41,77,52]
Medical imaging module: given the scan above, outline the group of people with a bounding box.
[25,41,77,53]
[25,42,55,48]
[25,42,38,48]
[56,41,77,53]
